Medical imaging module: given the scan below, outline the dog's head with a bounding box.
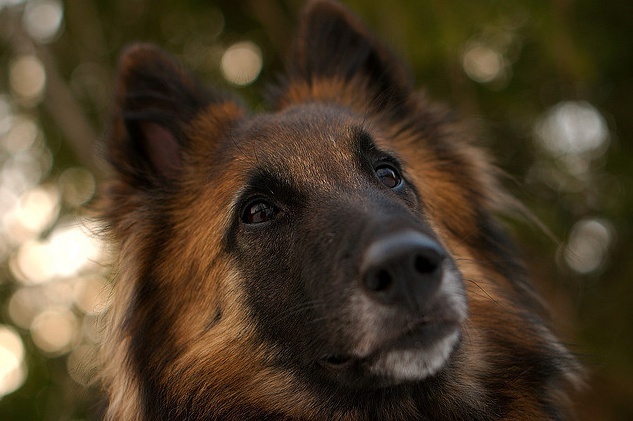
[102,1,579,418]
[222,101,468,389]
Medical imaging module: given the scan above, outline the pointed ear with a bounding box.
[279,0,413,111]
[107,44,238,189]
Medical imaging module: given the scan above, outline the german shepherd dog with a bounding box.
[99,0,581,419]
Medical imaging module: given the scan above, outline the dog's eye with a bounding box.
[376,165,402,189]
[242,200,277,224]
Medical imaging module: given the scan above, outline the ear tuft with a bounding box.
[133,121,182,179]
[108,44,208,186]
[280,0,413,110]
[116,43,206,117]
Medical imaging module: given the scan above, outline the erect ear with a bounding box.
[278,0,413,111]
[107,44,238,189]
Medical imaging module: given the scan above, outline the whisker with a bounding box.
[463,277,507,309]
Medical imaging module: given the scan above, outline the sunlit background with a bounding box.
[0,0,631,419]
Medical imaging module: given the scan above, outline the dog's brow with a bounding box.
[351,126,402,167]
[351,127,376,153]
[242,169,304,203]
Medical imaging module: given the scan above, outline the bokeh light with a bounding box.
[220,41,263,86]
[2,154,43,199]
[22,0,64,44]
[49,222,103,277]
[0,326,26,398]
[564,218,614,274]
[15,185,59,235]
[3,115,39,154]
[8,287,47,329]
[535,101,609,157]
[10,220,103,284]
[462,41,506,84]
[9,55,46,105]
[30,308,78,355]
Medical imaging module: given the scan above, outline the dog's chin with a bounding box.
[366,327,460,384]
[319,323,461,388]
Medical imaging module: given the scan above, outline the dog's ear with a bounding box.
[278,0,413,112]
[107,44,239,189]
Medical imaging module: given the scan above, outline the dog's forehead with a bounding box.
[228,103,370,177]
[251,104,360,148]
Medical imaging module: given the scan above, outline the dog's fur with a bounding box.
[98,0,581,419]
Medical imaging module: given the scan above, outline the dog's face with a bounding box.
[102,1,580,418]
[222,103,467,388]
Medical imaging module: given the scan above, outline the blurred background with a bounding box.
[0,0,630,419]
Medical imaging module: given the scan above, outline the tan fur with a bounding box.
[99,1,581,418]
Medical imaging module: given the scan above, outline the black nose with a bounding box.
[360,231,445,310]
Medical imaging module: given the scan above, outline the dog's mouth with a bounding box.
[320,353,355,369]
[318,321,461,387]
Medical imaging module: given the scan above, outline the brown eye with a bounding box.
[376,165,402,189]
[242,200,277,224]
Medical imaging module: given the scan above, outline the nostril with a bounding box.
[414,253,440,275]
[367,269,393,292]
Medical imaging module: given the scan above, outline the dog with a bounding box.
[98,0,581,419]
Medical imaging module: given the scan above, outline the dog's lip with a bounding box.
[382,319,460,352]
[319,354,355,370]
[319,318,460,370]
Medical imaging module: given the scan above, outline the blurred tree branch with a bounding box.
[0,7,103,178]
